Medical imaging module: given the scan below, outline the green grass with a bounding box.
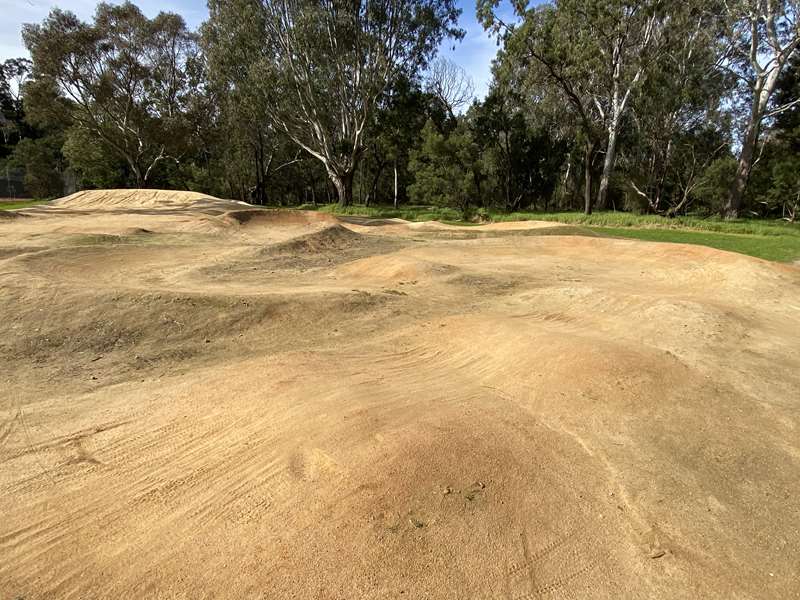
[302,203,800,262]
[0,199,49,210]
[493,210,800,237]
[306,202,466,222]
[307,202,798,234]
[590,227,800,263]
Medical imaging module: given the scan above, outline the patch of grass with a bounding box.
[0,199,49,210]
[303,203,465,222]
[493,210,800,237]
[590,227,800,262]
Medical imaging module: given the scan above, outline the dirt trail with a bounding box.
[1,191,799,599]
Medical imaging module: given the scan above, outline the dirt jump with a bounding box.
[1,190,798,599]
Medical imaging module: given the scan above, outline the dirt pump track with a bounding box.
[1,190,799,598]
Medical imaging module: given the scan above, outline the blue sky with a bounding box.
[0,0,516,97]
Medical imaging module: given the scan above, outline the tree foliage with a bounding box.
[4,0,798,219]
[22,2,203,187]
[204,0,462,206]
[716,0,800,217]
[408,120,483,215]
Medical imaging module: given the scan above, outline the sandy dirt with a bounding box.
[1,190,799,599]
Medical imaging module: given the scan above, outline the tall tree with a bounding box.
[483,5,600,213]
[718,0,800,218]
[362,76,436,207]
[22,2,202,187]
[755,52,800,220]
[408,119,484,216]
[470,87,567,211]
[1,59,32,153]
[625,4,729,214]
[204,0,461,206]
[479,0,667,213]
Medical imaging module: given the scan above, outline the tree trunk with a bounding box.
[666,186,692,218]
[393,161,398,209]
[366,162,385,207]
[330,170,354,207]
[584,141,594,215]
[130,162,144,188]
[596,122,619,211]
[505,164,512,211]
[724,60,787,219]
[723,118,760,220]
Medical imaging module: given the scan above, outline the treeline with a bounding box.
[1,0,798,220]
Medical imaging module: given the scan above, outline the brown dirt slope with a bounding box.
[1,191,799,599]
[53,188,228,209]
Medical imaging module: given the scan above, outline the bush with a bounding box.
[695,156,737,214]
[62,128,129,189]
[407,120,483,217]
[10,135,64,198]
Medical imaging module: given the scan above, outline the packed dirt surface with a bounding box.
[1,190,799,599]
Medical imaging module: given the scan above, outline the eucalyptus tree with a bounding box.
[483,5,600,213]
[22,2,202,187]
[574,1,665,211]
[0,59,31,125]
[469,86,568,211]
[1,59,32,160]
[479,0,669,213]
[363,76,436,207]
[204,0,461,206]
[716,0,800,218]
[216,78,303,204]
[625,3,728,214]
[754,52,800,220]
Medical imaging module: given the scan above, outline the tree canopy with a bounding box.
[22,2,202,186]
[2,0,797,221]
[203,0,462,205]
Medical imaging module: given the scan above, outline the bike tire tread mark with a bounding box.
[505,529,598,599]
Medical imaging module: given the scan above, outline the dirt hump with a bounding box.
[53,189,244,210]
[220,208,339,227]
[265,223,363,254]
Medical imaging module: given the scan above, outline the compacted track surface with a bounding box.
[1,191,799,598]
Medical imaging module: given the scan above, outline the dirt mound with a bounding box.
[336,253,457,283]
[341,217,574,240]
[221,208,339,227]
[264,224,363,254]
[0,210,20,219]
[52,189,239,210]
